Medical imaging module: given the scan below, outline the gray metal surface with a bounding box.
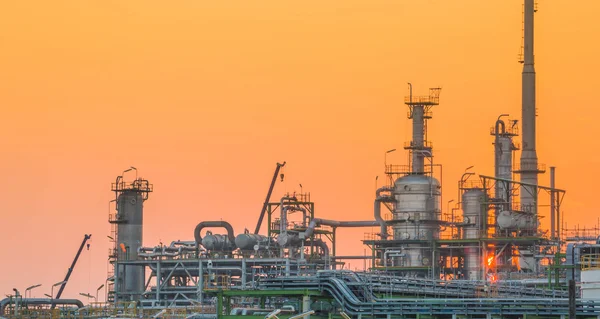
[461,188,485,280]
[116,190,145,299]
[392,174,440,269]
[519,0,540,213]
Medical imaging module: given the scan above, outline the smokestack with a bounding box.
[518,0,542,213]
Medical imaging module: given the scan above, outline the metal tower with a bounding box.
[516,0,545,213]
[403,85,441,174]
[108,169,153,302]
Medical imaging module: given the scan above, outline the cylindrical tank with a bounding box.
[201,233,234,251]
[392,175,440,270]
[462,188,486,239]
[464,246,481,281]
[461,188,486,280]
[497,211,537,230]
[116,190,145,299]
[235,234,268,250]
[277,232,302,247]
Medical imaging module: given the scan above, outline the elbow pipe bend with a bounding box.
[194,221,236,244]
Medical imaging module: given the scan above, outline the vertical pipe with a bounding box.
[557,192,562,242]
[198,259,203,302]
[550,167,556,240]
[241,259,246,289]
[412,106,425,173]
[156,260,160,302]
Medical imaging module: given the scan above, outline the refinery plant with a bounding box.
[3,1,600,318]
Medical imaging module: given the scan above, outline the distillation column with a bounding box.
[111,175,153,301]
[391,86,442,277]
[492,117,519,210]
[491,117,520,270]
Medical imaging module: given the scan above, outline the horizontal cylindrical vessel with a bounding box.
[201,233,234,251]
[497,211,538,230]
[235,234,269,250]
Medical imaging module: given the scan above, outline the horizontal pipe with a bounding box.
[0,298,84,315]
[304,218,380,238]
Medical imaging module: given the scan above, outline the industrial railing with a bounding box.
[404,95,440,105]
[403,140,433,150]
[581,254,600,270]
[490,124,520,136]
[111,179,153,193]
[203,275,231,291]
[385,164,433,175]
[513,162,547,173]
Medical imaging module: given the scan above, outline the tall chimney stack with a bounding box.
[518,0,543,213]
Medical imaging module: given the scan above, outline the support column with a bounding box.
[225,296,231,315]
[156,260,161,302]
[302,295,311,319]
[198,260,204,302]
[241,259,246,289]
[217,290,223,319]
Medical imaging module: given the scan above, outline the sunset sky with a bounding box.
[1,0,599,300]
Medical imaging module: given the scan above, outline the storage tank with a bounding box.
[462,188,486,239]
[393,174,441,270]
[461,188,486,280]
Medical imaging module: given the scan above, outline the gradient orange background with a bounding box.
[1,0,599,300]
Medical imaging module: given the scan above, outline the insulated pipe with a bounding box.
[169,240,196,248]
[193,221,235,245]
[304,219,380,238]
[292,207,308,227]
[0,298,84,315]
[310,239,330,259]
[280,197,296,234]
[383,250,404,267]
[375,186,395,240]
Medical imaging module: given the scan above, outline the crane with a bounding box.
[254,162,285,234]
[51,234,92,308]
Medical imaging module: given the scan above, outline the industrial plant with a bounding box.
[3,1,600,318]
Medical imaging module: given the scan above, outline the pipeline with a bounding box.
[279,196,297,234]
[375,187,395,240]
[194,221,235,245]
[304,218,379,239]
[169,240,196,248]
[383,249,404,267]
[311,239,330,259]
[0,298,84,315]
[287,206,308,227]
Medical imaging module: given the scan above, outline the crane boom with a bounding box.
[254,162,285,234]
[52,234,92,308]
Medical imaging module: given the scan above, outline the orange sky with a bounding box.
[1,0,599,301]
